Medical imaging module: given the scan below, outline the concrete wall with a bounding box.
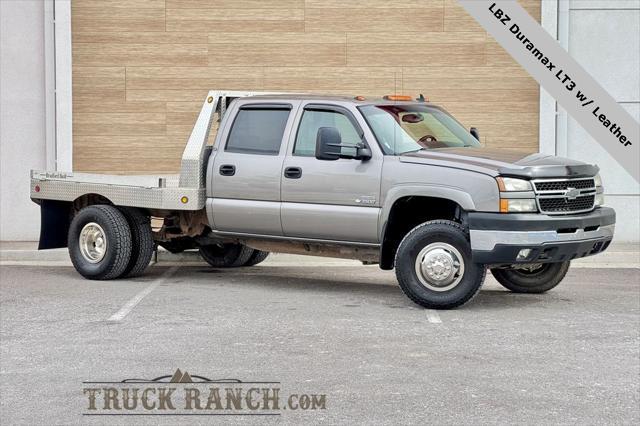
[563,0,640,242]
[0,1,47,241]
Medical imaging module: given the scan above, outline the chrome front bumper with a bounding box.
[470,224,615,252]
[467,207,616,265]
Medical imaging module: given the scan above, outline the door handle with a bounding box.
[219,164,236,176]
[284,167,302,179]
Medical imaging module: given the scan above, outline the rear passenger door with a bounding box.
[210,101,298,235]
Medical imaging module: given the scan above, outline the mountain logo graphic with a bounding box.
[117,370,244,384]
[169,369,193,383]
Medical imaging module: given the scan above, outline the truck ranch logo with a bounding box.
[83,369,326,416]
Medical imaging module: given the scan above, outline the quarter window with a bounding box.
[226,108,290,155]
[294,109,362,156]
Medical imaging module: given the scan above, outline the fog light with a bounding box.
[517,249,532,260]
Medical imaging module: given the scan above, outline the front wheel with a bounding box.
[395,220,486,309]
[491,262,570,293]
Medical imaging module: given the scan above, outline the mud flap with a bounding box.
[38,200,71,249]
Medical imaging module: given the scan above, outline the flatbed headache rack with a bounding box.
[30,91,283,211]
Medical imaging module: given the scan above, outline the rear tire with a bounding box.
[491,262,570,293]
[118,207,155,278]
[68,205,132,280]
[199,243,253,267]
[244,250,270,266]
[395,220,486,309]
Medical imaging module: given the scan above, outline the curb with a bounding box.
[1,244,638,268]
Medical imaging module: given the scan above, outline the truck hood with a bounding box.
[400,147,599,179]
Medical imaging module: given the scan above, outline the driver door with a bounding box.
[281,104,383,243]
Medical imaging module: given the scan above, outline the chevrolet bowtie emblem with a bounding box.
[564,187,581,200]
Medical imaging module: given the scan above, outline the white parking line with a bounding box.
[426,310,442,324]
[107,266,179,322]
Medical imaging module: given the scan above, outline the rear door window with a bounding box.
[226,107,290,155]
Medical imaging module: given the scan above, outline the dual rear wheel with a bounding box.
[68,205,154,280]
[68,205,269,280]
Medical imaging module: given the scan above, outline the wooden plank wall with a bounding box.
[72,0,541,174]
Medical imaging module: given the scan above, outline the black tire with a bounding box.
[68,205,132,280]
[118,207,155,278]
[158,238,196,254]
[244,250,270,266]
[199,243,254,268]
[491,262,570,294]
[394,220,486,309]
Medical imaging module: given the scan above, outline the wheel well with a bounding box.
[37,194,115,250]
[380,196,466,270]
[72,194,113,213]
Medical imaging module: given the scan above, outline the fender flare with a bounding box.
[378,185,475,241]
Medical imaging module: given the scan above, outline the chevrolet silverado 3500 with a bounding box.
[30,91,615,309]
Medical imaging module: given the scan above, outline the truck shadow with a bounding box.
[465,289,551,311]
[190,266,548,310]
[45,265,552,311]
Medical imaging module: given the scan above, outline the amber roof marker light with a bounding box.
[383,95,413,101]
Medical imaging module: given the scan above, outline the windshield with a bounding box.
[359,104,480,155]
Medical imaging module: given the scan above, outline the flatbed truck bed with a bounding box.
[30,91,265,212]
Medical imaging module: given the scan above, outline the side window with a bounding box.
[226,108,290,155]
[293,109,362,156]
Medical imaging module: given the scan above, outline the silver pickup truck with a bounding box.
[30,91,615,309]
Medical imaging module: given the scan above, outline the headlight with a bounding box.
[594,174,604,206]
[499,199,537,213]
[496,177,532,191]
[594,173,603,188]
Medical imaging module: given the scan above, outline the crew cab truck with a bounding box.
[30,91,616,309]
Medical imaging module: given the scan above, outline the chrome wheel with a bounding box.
[414,242,465,292]
[79,222,107,263]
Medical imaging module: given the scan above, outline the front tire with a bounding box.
[491,262,570,293]
[395,220,486,309]
[68,205,132,280]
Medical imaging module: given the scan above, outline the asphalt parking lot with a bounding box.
[1,263,639,425]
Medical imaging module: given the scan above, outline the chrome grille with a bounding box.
[539,195,595,213]
[533,178,597,214]
[534,178,594,192]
